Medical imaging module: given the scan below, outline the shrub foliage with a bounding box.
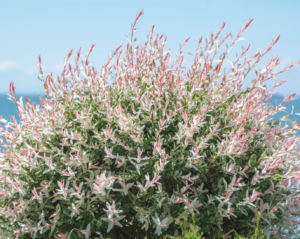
[1,9,300,239]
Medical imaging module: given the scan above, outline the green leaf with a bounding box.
[27,175,34,182]
[273,120,280,126]
[221,104,228,111]
[128,165,136,171]
[223,178,227,190]
[210,143,216,153]
[239,207,248,216]
[128,191,136,202]
[70,232,78,239]
[260,149,268,159]
[273,175,282,180]
[217,178,223,189]
[249,154,257,166]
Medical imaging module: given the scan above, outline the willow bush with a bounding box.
[1,9,300,239]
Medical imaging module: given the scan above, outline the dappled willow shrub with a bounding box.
[1,9,300,239]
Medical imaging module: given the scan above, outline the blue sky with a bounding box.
[1,0,300,97]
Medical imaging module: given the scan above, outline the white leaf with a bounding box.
[226,46,233,54]
[207,48,215,54]
[124,35,132,45]
[213,60,222,63]
[236,38,245,43]
[107,221,114,232]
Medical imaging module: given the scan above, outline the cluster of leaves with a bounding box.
[159,208,266,239]
[1,9,300,239]
[234,208,266,239]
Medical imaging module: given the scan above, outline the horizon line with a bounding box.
[0,92,299,98]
